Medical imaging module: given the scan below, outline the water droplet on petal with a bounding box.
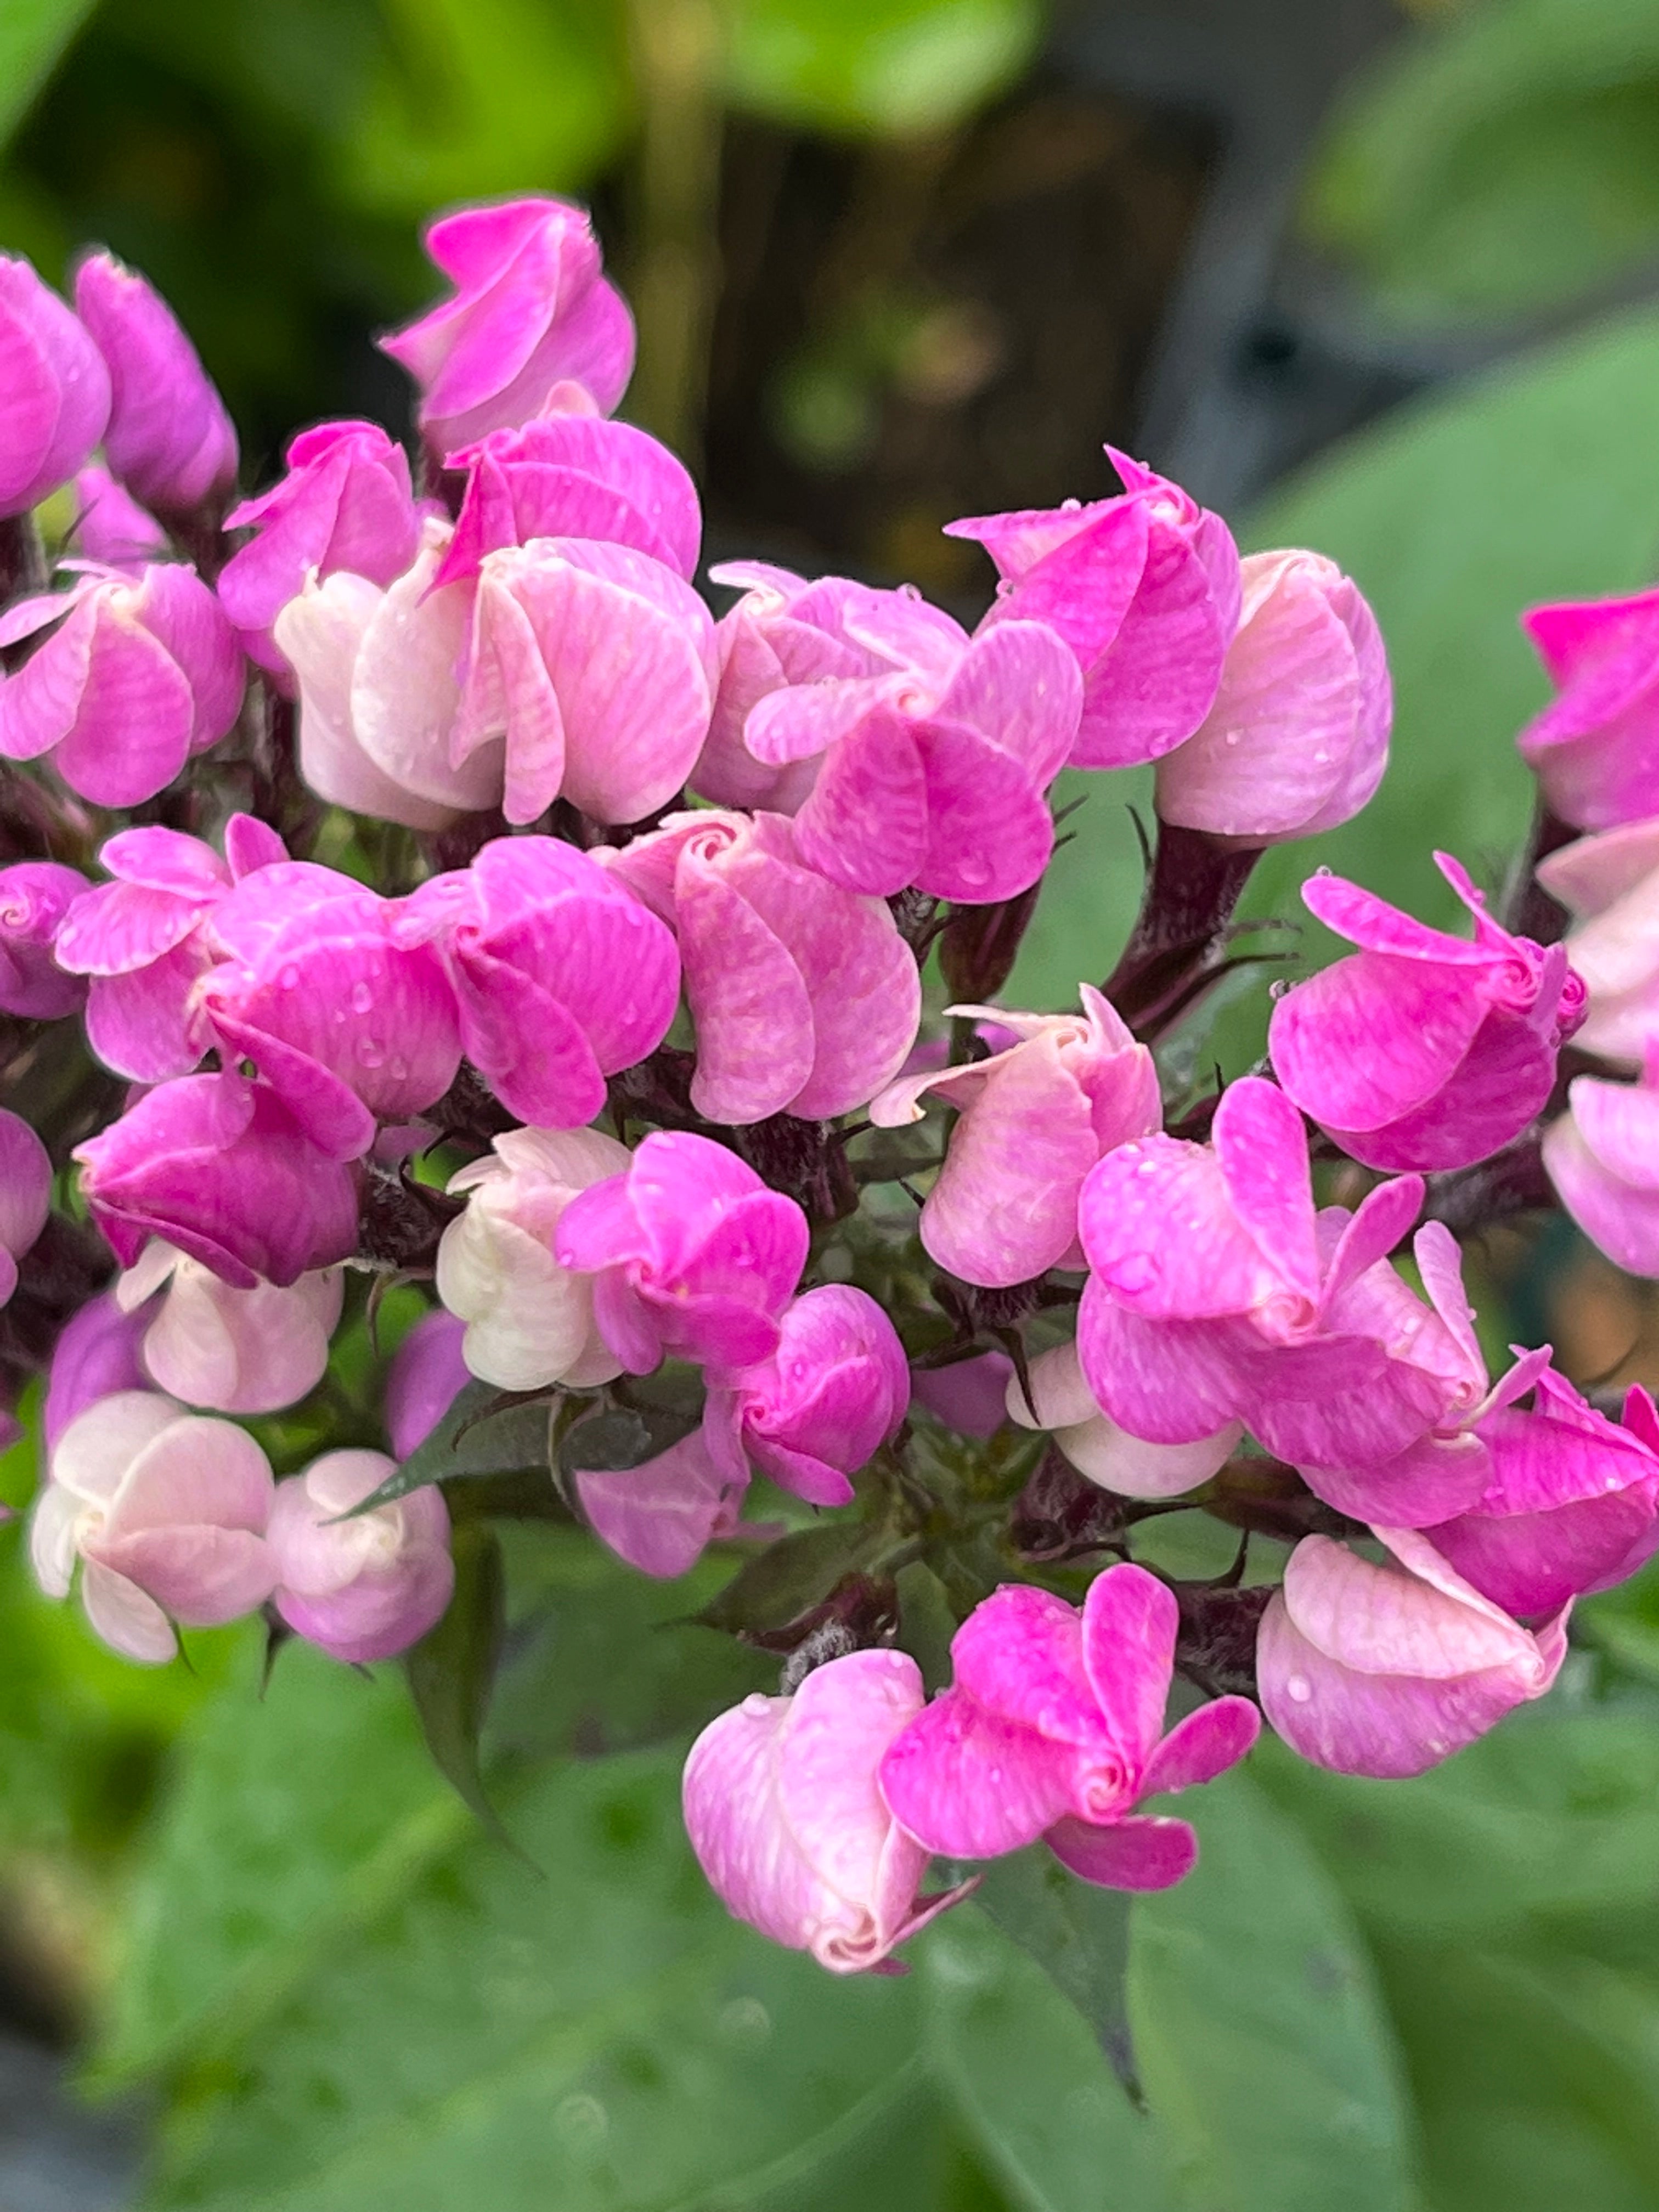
[1285,1673,1312,1703]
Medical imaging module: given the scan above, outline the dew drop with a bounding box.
[1285,1673,1312,1703]
[1107,1251,1159,1295]
[279,964,300,991]
[357,1037,385,1069]
[742,1693,771,1718]
[350,980,374,1014]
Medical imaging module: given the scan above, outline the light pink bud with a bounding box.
[1516,586,1659,830]
[72,252,238,514]
[268,1448,453,1663]
[0,253,110,517]
[0,1108,50,1306]
[116,1242,342,1414]
[1007,1341,1240,1498]
[1543,1065,1659,1275]
[0,861,88,1019]
[575,1429,757,1581]
[1536,816,1659,1064]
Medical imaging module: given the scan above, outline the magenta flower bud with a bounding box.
[0,861,89,1018]
[0,1108,50,1306]
[574,1429,759,1581]
[195,860,462,1160]
[1534,817,1659,1063]
[602,809,920,1125]
[1543,1064,1659,1274]
[1258,1528,1568,1779]
[380,197,635,456]
[1269,852,1586,1173]
[1155,549,1390,843]
[43,1293,151,1453]
[946,450,1241,770]
[384,1308,469,1461]
[702,1285,910,1509]
[1516,585,1659,830]
[218,421,421,676]
[1006,1340,1241,1499]
[871,986,1160,1288]
[881,1567,1259,1891]
[911,1349,1015,1438]
[454,538,717,825]
[70,466,167,567]
[0,563,244,806]
[554,1131,810,1375]
[0,253,110,517]
[30,1389,276,1662]
[685,1647,972,1972]
[75,1071,360,1289]
[72,252,238,515]
[268,1448,453,1664]
[436,1125,632,1391]
[116,1241,342,1415]
[398,838,678,1131]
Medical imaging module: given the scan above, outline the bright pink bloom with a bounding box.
[115,1241,342,1415]
[75,1071,360,1289]
[0,563,244,806]
[380,197,635,455]
[685,1647,972,1972]
[398,838,679,1131]
[30,1389,276,1662]
[268,1447,453,1663]
[1155,549,1390,843]
[871,986,1160,1288]
[1006,1340,1241,1499]
[574,1429,763,1581]
[43,1293,150,1453]
[1258,1528,1568,1778]
[703,1285,910,1509]
[601,809,920,1124]
[69,466,167,567]
[0,1108,50,1307]
[554,1131,810,1375]
[946,451,1240,770]
[879,1567,1259,1889]
[1270,853,1584,1172]
[54,816,284,1081]
[0,253,109,517]
[72,252,238,514]
[1516,585,1659,830]
[384,1308,470,1462]
[1543,1061,1659,1275]
[0,861,88,1018]
[1535,816,1659,1063]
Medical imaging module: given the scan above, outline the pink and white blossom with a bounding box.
[268,1448,453,1663]
[115,1242,342,1415]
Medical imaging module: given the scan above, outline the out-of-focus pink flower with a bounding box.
[76,1071,360,1290]
[1155,549,1390,843]
[601,809,919,1125]
[911,1349,1014,1438]
[573,1428,765,1581]
[115,1241,342,1414]
[880,1567,1259,1889]
[54,816,284,1082]
[72,252,238,514]
[380,197,635,455]
[871,986,1160,1287]
[685,1647,972,1972]
[43,1293,151,1454]
[0,1109,50,1307]
[702,1285,909,1509]
[194,860,462,1160]
[1516,585,1659,830]
[384,1308,470,1461]
[1258,1528,1568,1778]
[30,1388,276,1662]
[1006,1340,1241,1498]
[0,861,88,1018]
[555,1131,810,1375]
[453,537,716,825]
[1269,853,1585,1172]
[69,466,167,567]
[268,1448,453,1663]
[436,1124,632,1391]
[1543,1060,1659,1274]
[946,451,1240,770]
[0,564,244,806]
[1535,816,1659,1063]
[0,253,110,517]
[218,421,421,676]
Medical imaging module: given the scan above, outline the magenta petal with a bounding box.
[791,709,929,897]
[1211,1076,1320,1304]
[877,1688,1070,1858]
[1044,1813,1197,1891]
[575,1431,744,1579]
[85,941,208,1080]
[1139,1696,1260,1797]
[1077,1290,1250,1444]
[914,717,1057,903]
[949,1583,1101,1743]
[936,620,1081,785]
[1081,1564,1177,1762]
[679,862,815,1125]
[1071,512,1228,768]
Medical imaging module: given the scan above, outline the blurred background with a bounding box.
[12,0,1659,2206]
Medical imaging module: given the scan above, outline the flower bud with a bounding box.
[1542,1064,1659,1276]
[72,252,238,514]
[384,1308,470,1460]
[116,1241,342,1414]
[0,1108,50,1306]
[0,860,88,1018]
[684,1648,971,1972]
[380,197,635,455]
[1006,1341,1240,1499]
[43,1293,150,1453]
[1154,549,1390,843]
[1534,816,1659,1063]
[574,1429,755,1581]
[267,1448,453,1664]
[1516,585,1659,830]
[0,253,110,517]
[70,465,167,567]
[910,1350,1014,1437]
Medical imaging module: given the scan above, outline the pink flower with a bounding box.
[398,837,679,1130]
[1006,1340,1241,1499]
[0,563,244,806]
[946,451,1240,770]
[115,1241,342,1415]
[601,808,921,1124]
[0,253,110,517]
[1258,1528,1568,1778]
[267,1448,453,1663]
[1154,549,1390,843]
[1516,585,1659,830]
[72,252,238,515]
[380,196,635,456]
[1534,816,1659,1063]
[554,1131,810,1375]
[702,1285,910,1509]
[1269,852,1585,1172]
[30,1388,276,1662]
[75,1071,360,1289]
[0,860,88,1019]
[0,1108,50,1306]
[684,1647,972,1972]
[1543,1062,1659,1274]
[871,986,1160,1288]
[54,816,284,1082]
[436,1125,633,1390]
[69,465,167,567]
[383,1308,469,1461]
[879,1567,1259,1889]
[574,1429,763,1581]
[43,1293,150,1453]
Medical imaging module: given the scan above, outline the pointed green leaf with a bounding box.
[403,1521,515,1849]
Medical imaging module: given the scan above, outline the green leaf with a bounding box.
[963,1847,1137,2091]
[721,0,1042,138]
[693,1520,888,1636]
[556,1400,703,1479]
[361,1380,555,1511]
[0,0,99,146]
[404,1521,515,1848]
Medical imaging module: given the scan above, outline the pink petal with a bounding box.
[85,941,209,1081]
[791,709,929,896]
[1069,510,1229,768]
[575,1430,745,1579]
[679,862,816,1125]
[80,1560,175,1663]
[915,718,1057,903]
[1212,1077,1321,1307]
[1139,1696,1261,1797]
[1081,1562,1177,1763]
[935,620,1081,785]
[950,1583,1101,1743]
[1271,951,1490,1137]
[1076,1291,1251,1443]
[877,1686,1071,1859]
[1044,1813,1197,1891]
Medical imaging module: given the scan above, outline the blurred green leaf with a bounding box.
[964,1848,1137,2092]
[693,1520,889,1635]
[722,0,1042,138]
[0,0,99,147]
[404,1521,515,1847]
